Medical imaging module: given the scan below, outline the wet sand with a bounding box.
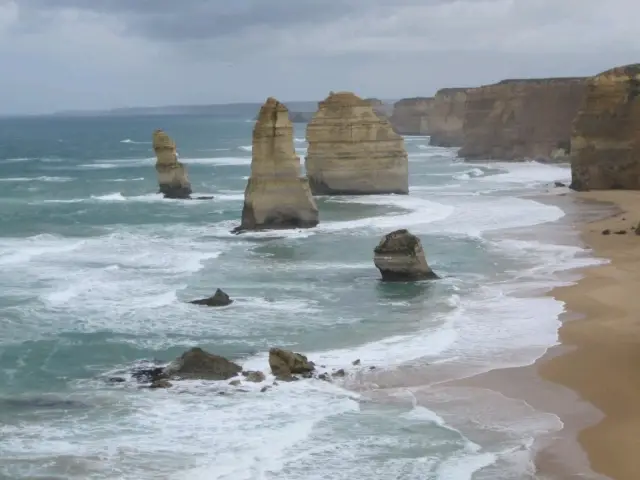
[536,191,640,480]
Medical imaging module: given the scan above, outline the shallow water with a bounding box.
[0,115,599,479]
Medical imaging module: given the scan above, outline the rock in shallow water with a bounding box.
[165,347,242,380]
[268,348,315,377]
[373,229,439,281]
[189,288,233,307]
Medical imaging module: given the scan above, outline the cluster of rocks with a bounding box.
[115,346,370,392]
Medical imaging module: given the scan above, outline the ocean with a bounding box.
[0,113,600,479]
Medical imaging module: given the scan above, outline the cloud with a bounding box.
[1,0,639,113]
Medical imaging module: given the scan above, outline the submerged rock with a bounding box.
[152,129,192,199]
[165,347,242,380]
[268,348,315,377]
[189,288,233,307]
[374,229,438,281]
[149,379,172,389]
[235,97,318,232]
[242,370,266,383]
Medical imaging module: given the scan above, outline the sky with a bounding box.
[0,0,639,114]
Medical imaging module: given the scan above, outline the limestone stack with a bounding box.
[389,97,434,135]
[305,92,409,195]
[459,78,587,161]
[373,229,438,281]
[570,64,640,190]
[152,129,192,199]
[236,97,318,231]
[428,88,468,147]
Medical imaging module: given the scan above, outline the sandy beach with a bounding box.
[537,190,640,480]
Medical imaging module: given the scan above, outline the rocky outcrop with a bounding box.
[374,229,438,281]
[305,91,409,195]
[189,289,233,307]
[164,347,242,380]
[389,97,434,135]
[236,98,319,231]
[459,78,587,161]
[570,64,640,190]
[364,98,392,121]
[152,129,192,198]
[268,348,315,378]
[429,88,468,147]
[289,112,314,123]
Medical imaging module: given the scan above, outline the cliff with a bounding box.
[236,97,318,231]
[459,77,587,161]
[389,97,434,135]
[570,64,640,190]
[152,129,192,199]
[428,88,468,147]
[364,98,392,120]
[305,91,409,195]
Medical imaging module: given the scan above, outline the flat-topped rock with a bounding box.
[570,64,640,190]
[236,97,318,231]
[305,91,409,195]
[389,97,434,135]
[428,88,468,147]
[374,229,438,281]
[459,78,587,161]
[152,129,192,199]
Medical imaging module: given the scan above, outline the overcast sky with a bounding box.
[0,0,638,114]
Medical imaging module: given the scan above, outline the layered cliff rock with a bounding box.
[459,78,587,161]
[364,98,392,121]
[570,65,640,190]
[236,97,318,231]
[152,129,192,198]
[374,229,438,281]
[305,92,409,195]
[428,88,467,147]
[389,97,434,135]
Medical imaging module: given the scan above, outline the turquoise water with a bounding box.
[0,114,596,479]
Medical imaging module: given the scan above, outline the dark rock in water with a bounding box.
[242,370,266,383]
[317,373,331,382]
[602,229,611,235]
[161,185,192,199]
[374,229,439,281]
[131,366,167,383]
[149,379,172,389]
[165,347,242,380]
[193,196,214,200]
[614,230,628,235]
[275,374,299,382]
[332,369,346,378]
[229,379,242,387]
[369,366,376,370]
[190,288,233,307]
[268,348,315,377]
[260,385,271,393]
[352,359,361,366]
[108,377,126,383]
[554,181,567,187]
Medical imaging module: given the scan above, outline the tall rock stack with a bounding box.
[305,92,409,195]
[459,78,587,161]
[152,129,192,199]
[570,64,640,190]
[428,88,468,147]
[236,97,319,231]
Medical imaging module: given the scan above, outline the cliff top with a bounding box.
[595,63,640,78]
[393,97,434,106]
[152,129,175,150]
[322,91,367,106]
[495,77,587,86]
[435,88,468,96]
[256,97,289,123]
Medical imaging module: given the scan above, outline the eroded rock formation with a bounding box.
[236,97,319,231]
[305,92,409,195]
[459,78,587,161]
[389,97,434,135]
[268,348,315,378]
[164,347,242,381]
[374,229,438,281]
[152,129,192,198]
[570,64,640,190]
[429,88,468,147]
[189,288,233,307]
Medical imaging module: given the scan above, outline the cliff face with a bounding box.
[364,98,393,121]
[428,88,467,147]
[570,65,640,190]
[389,97,434,135]
[305,92,409,195]
[459,78,587,161]
[237,97,318,231]
[152,129,192,199]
